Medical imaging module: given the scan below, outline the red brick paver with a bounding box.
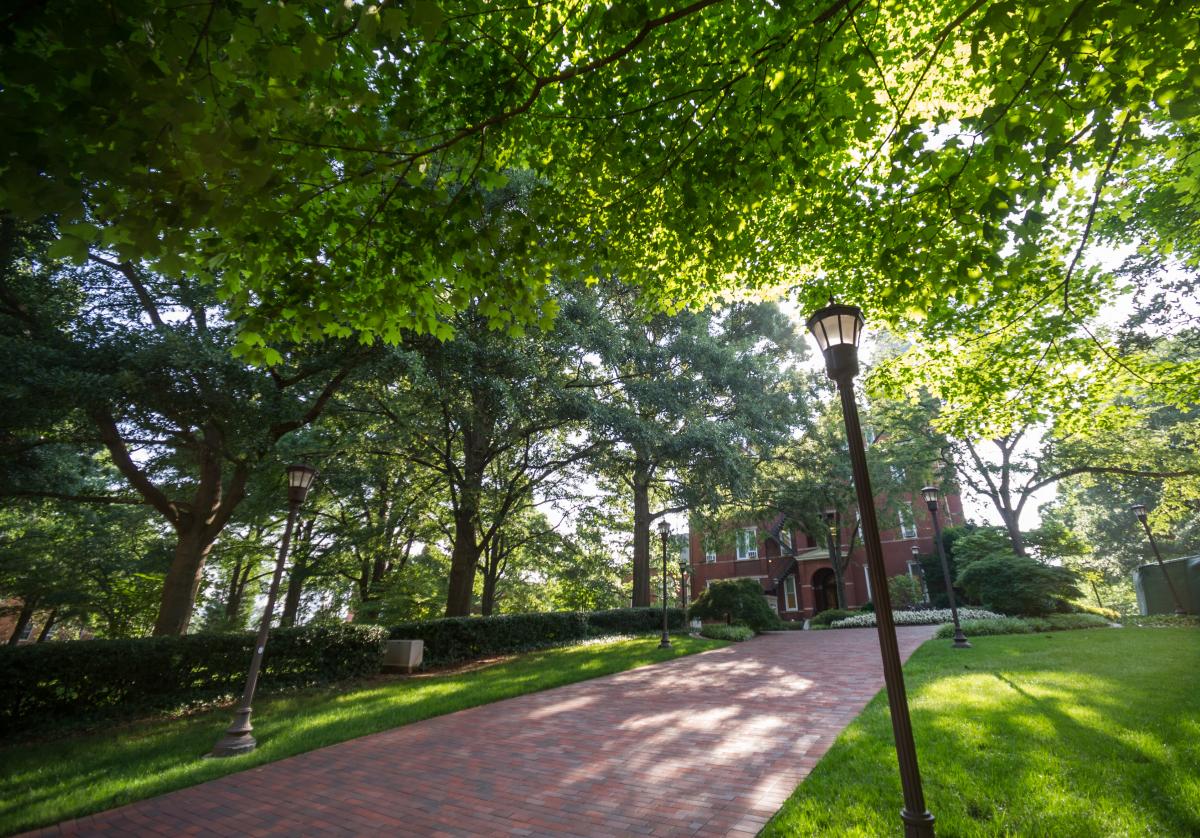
[31,626,935,837]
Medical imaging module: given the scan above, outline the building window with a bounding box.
[863,566,872,601]
[736,528,758,560]
[779,528,792,551]
[783,575,798,611]
[854,510,863,540]
[898,506,917,539]
[680,542,690,565]
[704,540,716,563]
[18,620,34,642]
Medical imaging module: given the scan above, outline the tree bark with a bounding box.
[280,552,307,628]
[1001,509,1027,557]
[36,609,58,642]
[7,598,36,645]
[445,410,492,617]
[154,526,217,636]
[631,459,652,607]
[480,572,499,616]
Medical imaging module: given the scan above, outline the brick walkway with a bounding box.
[33,626,935,838]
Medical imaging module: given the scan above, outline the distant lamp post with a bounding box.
[212,463,318,757]
[822,508,841,607]
[1131,503,1187,615]
[922,486,970,649]
[657,520,672,648]
[678,558,690,609]
[808,301,935,838]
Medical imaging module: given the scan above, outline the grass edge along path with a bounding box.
[2,634,725,836]
[762,627,1200,837]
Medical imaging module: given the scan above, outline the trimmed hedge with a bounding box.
[700,624,754,642]
[0,624,388,736]
[389,607,686,665]
[1122,614,1200,628]
[932,613,1112,639]
[809,608,857,627]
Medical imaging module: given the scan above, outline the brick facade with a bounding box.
[685,492,964,620]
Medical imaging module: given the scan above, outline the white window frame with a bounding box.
[783,575,798,611]
[779,528,793,551]
[898,507,917,540]
[704,543,716,563]
[863,565,872,601]
[736,527,758,560]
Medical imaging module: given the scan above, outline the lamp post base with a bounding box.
[951,629,971,649]
[901,807,936,837]
[211,707,256,758]
[211,732,257,758]
[658,635,672,649]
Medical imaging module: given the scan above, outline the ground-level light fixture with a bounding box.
[657,519,672,648]
[921,486,969,649]
[212,463,318,757]
[1130,503,1187,615]
[808,300,935,837]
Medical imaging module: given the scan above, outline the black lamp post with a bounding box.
[1131,503,1187,615]
[922,486,970,648]
[679,558,690,609]
[808,301,935,838]
[212,463,317,757]
[657,519,672,648]
[822,508,841,608]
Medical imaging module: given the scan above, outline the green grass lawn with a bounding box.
[2,634,722,836]
[764,628,1200,837]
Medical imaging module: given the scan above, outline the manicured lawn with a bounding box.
[2,634,722,836]
[764,628,1200,837]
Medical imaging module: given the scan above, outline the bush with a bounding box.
[887,574,924,609]
[699,624,755,642]
[829,607,1004,629]
[934,618,1032,638]
[957,554,1080,616]
[809,608,857,627]
[687,578,780,632]
[0,623,388,736]
[1072,603,1121,621]
[1121,614,1200,628]
[933,613,1113,639]
[389,607,685,666]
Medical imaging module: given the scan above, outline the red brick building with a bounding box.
[685,491,964,621]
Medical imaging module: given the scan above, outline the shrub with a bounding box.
[956,554,1080,616]
[934,618,1032,638]
[699,624,754,642]
[887,574,924,609]
[829,607,1004,629]
[687,578,780,632]
[389,607,685,666]
[809,608,857,627]
[1072,603,1121,621]
[1121,614,1200,628]
[0,623,388,736]
[932,613,1112,639]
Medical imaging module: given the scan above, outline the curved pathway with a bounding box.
[33,626,935,838]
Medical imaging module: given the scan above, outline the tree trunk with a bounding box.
[631,460,652,607]
[480,572,499,616]
[7,598,36,645]
[1001,509,1027,557]
[446,508,482,616]
[36,609,58,642]
[280,552,307,628]
[153,527,216,636]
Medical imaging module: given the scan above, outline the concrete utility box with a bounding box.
[383,639,424,673]
[1133,556,1200,615]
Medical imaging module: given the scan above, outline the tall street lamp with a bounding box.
[922,486,970,649]
[808,301,936,838]
[212,463,318,757]
[678,558,690,609]
[657,519,672,648]
[822,508,842,608]
[1131,503,1187,615]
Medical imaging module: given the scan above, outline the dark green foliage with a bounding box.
[809,608,857,627]
[0,624,387,735]
[389,607,686,665]
[687,578,780,632]
[699,624,754,642]
[957,554,1081,616]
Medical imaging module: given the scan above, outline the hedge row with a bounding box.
[699,624,754,642]
[390,607,686,665]
[0,624,388,735]
[932,613,1112,639]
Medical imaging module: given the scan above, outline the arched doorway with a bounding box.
[812,567,838,614]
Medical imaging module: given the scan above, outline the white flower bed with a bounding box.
[829,608,1004,629]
